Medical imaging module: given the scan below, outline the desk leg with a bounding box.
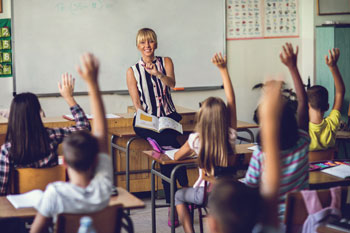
[110,135,117,186]
[151,160,157,233]
[126,136,140,193]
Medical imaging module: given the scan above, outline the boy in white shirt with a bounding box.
[30,53,112,233]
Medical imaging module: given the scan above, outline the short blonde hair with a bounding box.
[136,28,158,47]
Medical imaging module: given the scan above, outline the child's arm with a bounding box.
[30,214,52,233]
[211,53,237,130]
[280,43,308,131]
[58,73,77,107]
[259,80,283,227]
[326,48,345,111]
[76,53,108,153]
[174,141,194,160]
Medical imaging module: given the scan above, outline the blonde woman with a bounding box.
[126,28,188,227]
[174,52,237,233]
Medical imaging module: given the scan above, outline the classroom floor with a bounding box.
[130,195,209,233]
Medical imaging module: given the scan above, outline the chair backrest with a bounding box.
[308,147,335,162]
[55,205,124,233]
[10,165,66,194]
[284,187,348,233]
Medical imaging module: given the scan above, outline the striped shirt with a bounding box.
[245,129,310,219]
[131,56,176,117]
[0,105,90,195]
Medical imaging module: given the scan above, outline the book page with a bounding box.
[158,117,183,134]
[165,149,179,160]
[134,109,159,132]
[321,164,350,179]
[7,189,43,209]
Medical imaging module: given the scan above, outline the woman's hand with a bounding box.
[58,73,77,107]
[144,63,161,77]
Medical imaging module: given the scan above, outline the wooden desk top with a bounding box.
[142,143,255,165]
[0,187,144,219]
[309,170,350,189]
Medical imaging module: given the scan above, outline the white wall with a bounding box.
[1,0,315,124]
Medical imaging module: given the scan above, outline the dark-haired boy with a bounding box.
[308,48,345,151]
[30,53,112,233]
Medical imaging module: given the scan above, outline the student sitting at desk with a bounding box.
[126,27,188,226]
[245,43,310,220]
[0,74,90,196]
[307,48,345,151]
[173,52,237,233]
[30,53,113,233]
[207,80,284,233]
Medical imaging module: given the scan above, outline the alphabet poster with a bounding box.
[227,0,299,40]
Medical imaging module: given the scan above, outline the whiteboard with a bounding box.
[12,0,225,95]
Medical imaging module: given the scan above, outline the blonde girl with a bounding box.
[174,52,237,233]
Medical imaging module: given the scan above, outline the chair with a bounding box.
[308,147,336,162]
[10,165,66,194]
[55,204,133,233]
[284,187,349,233]
[336,103,350,158]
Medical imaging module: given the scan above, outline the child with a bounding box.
[0,74,90,196]
[30,53,112,233]
[245,43,310,219]
[207,80,283,233]
[173,52,237,233]
[307,48,345,151]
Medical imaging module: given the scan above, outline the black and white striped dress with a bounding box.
[131,56,177,117]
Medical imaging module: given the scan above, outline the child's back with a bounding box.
[308,48,345,151]
[245,43,310,219]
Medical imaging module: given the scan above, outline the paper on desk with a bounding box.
[247,145,259,151]
[321,164,350,179]
[7,189,43,209]
[63,114,121,120]
[165,149,179,160]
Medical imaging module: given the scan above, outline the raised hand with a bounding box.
[325,48,340,67]
[280,42,298,68]
[76,53,99,84]
[58,73,76,106]
[211,52,227,70]
[259,80,284,121]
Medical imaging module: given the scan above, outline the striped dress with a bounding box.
[131,56,176,117]
[245,129,310,219]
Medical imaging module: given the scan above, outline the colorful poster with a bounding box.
[227,0,299,40]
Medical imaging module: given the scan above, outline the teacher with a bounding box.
[126,28,188,226]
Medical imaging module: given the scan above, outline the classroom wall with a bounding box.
[1,0,315,124]
[314,0,350,26]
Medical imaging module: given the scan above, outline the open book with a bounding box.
[321,164,350,179]
[7,189,43,209]
[134,109,183,134]
[63,113,120,121]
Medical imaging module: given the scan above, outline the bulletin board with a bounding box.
[0,19,12,78]
[227,0,299,40]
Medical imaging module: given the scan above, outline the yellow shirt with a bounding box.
[309,109,341,151]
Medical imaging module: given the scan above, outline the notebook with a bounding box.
[321,164,350,179]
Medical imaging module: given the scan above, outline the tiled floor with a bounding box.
[129,196,208,233]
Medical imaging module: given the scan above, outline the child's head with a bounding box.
[307,85,329,112]
[255,97,298,150]
[63,131,99,173]
[136,28,158,48]
[207,178,262,233]
[196,97,233,176]
[6,92,50,164]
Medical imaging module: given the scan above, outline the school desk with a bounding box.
[143,143,256,233]
[0,187,145,219]
[309,170,350,190]
[110,118,258,194]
